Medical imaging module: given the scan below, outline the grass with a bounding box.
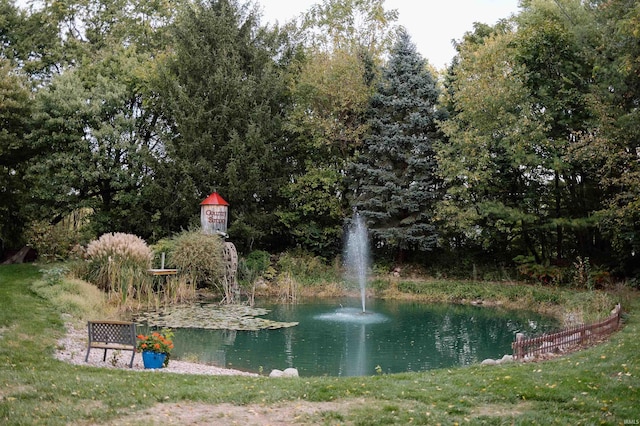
[375,277,623,323]
[1,263,639,424]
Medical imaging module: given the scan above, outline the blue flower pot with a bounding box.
[142,351,166,369]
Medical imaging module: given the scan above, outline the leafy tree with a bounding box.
[0,0,63,79]
[277,0,397,256]
[16,0,176,242]
[0,59,32,254]
[586,0,640,275]
[438,27,541,264]
[350,29,443,262]
[27,47,162,236]
[21,0,179,68]
[153,0,294,251]
[297,0,397,59]
[513,0,601,263]
[440,1,603,272]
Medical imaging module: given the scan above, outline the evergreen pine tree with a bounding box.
[351,29,443,262]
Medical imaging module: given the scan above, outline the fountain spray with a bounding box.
[345,212,370,313]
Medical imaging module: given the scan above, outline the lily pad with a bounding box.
[134,304,298,331]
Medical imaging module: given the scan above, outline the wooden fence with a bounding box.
[512,304,622,360]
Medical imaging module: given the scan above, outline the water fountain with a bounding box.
[315,211,387,324]
[344,212,370,313]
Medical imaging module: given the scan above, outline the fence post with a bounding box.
[515,333,524,360]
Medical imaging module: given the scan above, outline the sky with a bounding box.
[15,0,520,69]
[258,0,521,69]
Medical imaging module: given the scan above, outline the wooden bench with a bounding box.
[85,320,137,368]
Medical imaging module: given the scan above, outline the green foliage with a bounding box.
[30,47,164,237]
[278,0,398,259]
[351,29,442,261]
[150,238,176,268]
[439,2,605,271]
[168,230,225,291]
[390,278,617,315]
[516,262,569,286]
[239,250,272,284]
[24,210,93,262]
[573,256,594,290]
[276,167,345,257]
[24,220,74,262]
[0,58,33,253]
[299,0,398,55]
[39,266,69,286]
[32,272,107,322]
[276,250,340,286]
[152,0,294,250]
[0,1,63,78]
[587,0,640,276]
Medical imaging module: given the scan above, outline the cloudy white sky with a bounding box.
[258,0,520,69]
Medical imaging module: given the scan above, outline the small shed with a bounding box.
[200,192,229,236]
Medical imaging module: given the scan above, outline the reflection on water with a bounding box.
[163,299,558,377]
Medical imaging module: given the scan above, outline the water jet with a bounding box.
[344,212,369,313]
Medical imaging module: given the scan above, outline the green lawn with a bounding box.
[1,263,638,425]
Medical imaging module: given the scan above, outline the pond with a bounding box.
[155,298,558,377]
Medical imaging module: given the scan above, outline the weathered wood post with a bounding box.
[613,303,621,331]
[514,332,525,360]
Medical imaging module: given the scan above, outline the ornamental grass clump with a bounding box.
[84,233,153,305]
[170,230,225,292]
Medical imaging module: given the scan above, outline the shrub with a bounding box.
[239,250,272,283]
[150,238,176,269]
[515,256,571,285]
[86,233,152,266]
[25,218,92,262]
[84,233,153,304]
[573,256,593,290]
[276,250,340,286]
[169,230,225,291]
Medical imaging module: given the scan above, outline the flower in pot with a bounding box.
[136,329,174,368]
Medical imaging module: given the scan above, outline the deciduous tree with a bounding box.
[0,59,32,253]
[277,0,397,256]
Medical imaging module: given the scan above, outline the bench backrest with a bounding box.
[88,321,136,346]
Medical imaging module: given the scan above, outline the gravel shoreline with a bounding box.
[55,320,258,377]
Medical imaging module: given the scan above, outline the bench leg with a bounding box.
[129,351,135,368]
[103,349,107,362]
[84,347,91,363]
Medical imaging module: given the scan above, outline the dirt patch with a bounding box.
[471,401,534,418]
[0,384,35,400]
[98,399,368,425]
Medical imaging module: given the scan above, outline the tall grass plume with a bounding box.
[83,233,153,308]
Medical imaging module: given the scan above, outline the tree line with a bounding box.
[1,0,638,281]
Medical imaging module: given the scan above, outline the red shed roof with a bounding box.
[200,192,229,206]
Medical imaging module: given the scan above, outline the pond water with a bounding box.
[166,298,558,377]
